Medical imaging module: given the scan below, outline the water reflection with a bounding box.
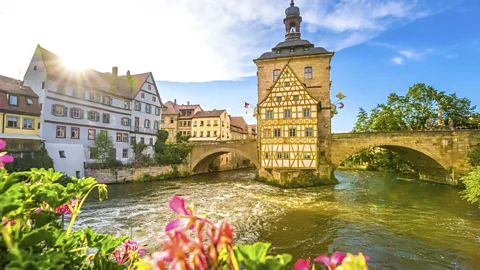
[77,169,480,269]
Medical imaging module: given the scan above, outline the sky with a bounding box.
[1,0,479,132]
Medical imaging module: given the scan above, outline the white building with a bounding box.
[23,45,163,178]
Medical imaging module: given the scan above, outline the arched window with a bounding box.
[273,69,280,81]
[289,22,296,33]
[305,67,313,79]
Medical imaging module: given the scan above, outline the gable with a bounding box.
[259,64,318,108]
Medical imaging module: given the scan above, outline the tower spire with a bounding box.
[284,0,302,40]
[291,0,294,7]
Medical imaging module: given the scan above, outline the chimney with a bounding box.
[111,66,118,89]
[187,101,190,105]
[174,99,177,107]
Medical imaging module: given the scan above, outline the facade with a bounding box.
[23,45,163,177]
[161,101,179,143]
[177,102,202,137]
[0,75,42,154]
[190,110,231,142]
[230,116,249,140]
[254,1,334,180]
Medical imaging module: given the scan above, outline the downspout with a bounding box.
[2,113,5,133]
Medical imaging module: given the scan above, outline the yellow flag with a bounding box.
[336,92,346,100]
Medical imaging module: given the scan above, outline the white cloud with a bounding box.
[0,0,440,82]
[391,57,404,64]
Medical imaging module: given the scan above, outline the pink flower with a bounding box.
[0,139,13,168]
[294,258,312,270]
[165,196,213,232]
[314,252,346,270]
[54,199,78,215]
[113,239,146,264]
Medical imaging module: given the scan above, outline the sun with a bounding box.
[61,54,90,71]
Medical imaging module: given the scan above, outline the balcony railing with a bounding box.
[131,126,157,134]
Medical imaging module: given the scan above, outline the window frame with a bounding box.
[103,113,110,124]
[274,128,281,137]
[289,128,296,137]
[23,118,34,129]
[306,127,313,137]
[304,67,313,80]
[71,127,80,139]
[56,126,66,138]
[266,110,273,119]
[6,116,19,128]
[88,129,96,140]
[303,108,311,118]
[122,149,128,158]
[273,69,280,81]
[284,109,291,118]
[8,94,18,106]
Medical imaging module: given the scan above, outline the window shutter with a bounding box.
[63,106,68,117]
[80,110,84,119]
[51,104,56,115]
[70,108,73,118]
[96,112,100,122]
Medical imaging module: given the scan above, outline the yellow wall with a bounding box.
[192,112,231,140]
[3,113,40,136]
[161,114,178,142]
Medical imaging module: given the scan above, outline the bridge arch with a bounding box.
[331,133,454,184]
[190,141,259,174]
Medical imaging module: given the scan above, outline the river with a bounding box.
[76,169,480,269]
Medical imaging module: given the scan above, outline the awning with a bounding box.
[0,134,43,140]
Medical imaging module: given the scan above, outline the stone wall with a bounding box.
[85,164,191,184]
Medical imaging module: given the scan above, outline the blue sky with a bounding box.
[1,0,479,132]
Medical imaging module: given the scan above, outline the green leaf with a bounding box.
[19,229,54,249]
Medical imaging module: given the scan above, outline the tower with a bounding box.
[254,1,335,184]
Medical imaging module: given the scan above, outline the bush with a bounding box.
[5,146,54,172]
[156,142,193,165]
[467,146,480,166]
[460,166,480,207]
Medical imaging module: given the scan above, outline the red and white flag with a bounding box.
[244,102,250,108]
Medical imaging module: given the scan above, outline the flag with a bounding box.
[336,92,346,100]
[338,102,345,109]
[244,102,250,108]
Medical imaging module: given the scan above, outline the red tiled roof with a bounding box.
[162,101,179,114]
[0,75,41,115]
[192,110,226,118]
[230,116,248,134]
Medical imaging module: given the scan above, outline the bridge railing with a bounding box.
[191,139,257,146]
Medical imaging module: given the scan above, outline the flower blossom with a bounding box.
[0,139,13,168]
[113,239,146,264]
[314,252,370,270]
[165,196,213,232]
[294,258,312,270]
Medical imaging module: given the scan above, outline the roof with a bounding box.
[0,75,41,115]
[192,110,226,118]
[256,40,331,60]
[230,116,248,130]
[36,45,152,100]
[162,101,179,115]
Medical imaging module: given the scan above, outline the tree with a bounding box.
[5,146,54,172]
[132,142,149,164]
[460,167,480,207]
[89,131,115,165]
[176,132,191,143]
[354,108,369,132]
[155,130,169,155]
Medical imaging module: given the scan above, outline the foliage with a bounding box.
[175,132,191,143]
[234,242,292,270]
[342,148,415,173]
[132,142,151,164]
[0,168,143,269]
[467,145,480,167]
[136,166,192,182]
[355,83,476,132]
[154,130,169,155]
[156,143,194,165]
[5,146,54,172]
[460,167,480,207]
[85,160,124,169]
[90,131,116,165]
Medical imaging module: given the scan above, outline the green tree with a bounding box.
[354,108,369,132]
[175,132,191,143]
[5,146,54,172]
[132,142,149,164]
[460,167,480,207]
[89,131,115,165]
[154,130,169,155]
[467,145,480,167]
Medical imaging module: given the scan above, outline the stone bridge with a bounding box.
[190,131,480,185]
[190,140,259,174]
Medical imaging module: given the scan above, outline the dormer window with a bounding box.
[304,47,309,51]
[276,50,281,55]
[26,98,33,105]
[8,94,18,106]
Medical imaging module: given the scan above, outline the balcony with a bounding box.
[131,126,157,134]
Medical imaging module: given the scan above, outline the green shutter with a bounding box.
[63,106,68,117]
[96,112,100,122]
[51,104,56,115]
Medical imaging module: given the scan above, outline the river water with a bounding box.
[76,169,480,269]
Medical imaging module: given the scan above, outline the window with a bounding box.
[266,110,273,119]
[103,113,110,124]
[6,116,18,128]
[146,104,152,114]
[72,88,79,97]
[130,136,135,145]
[71,127,80,139]
[23,118,34,129]
[154,121,159,130]
[33,65,37,71]
[53,104,66,116]
[134,101,141,111]
[140,137,145,144]
[122,149,128,158]
[76,171,80,178]
[276,97,282,102]
[88,91,95,101]
[59,151,66,158]
[273,69,280,81]
[89,151,96,159]
[306,128,313,137]
[121,117,130,126]
[26,98,33,105]
[149,138,153,145]
[293,95,299,101]
[207,120,211,126]
[57,83,65,94]
[304,153,312,159]
[96,94,102,103]
[152,96,156,102]
[305,67,313,79]
[289,128,296,137]
[116,133,122,142]
[263,129,271,138]
[274,128,281,137]
[161,118,165,124]
[214,131,217,137]
[303,108,311,118]
[170,117,174,124]
[207,131,210,137]
[122,133,128,142]
[193,131,197,137]
[8,95,18,106]
[88,111,99,121]
[284,82,290,87]
[141,93,145,98]
[88,129,96,140]
[277,152,282,159]
[265,152,269,159]
[148,85,152,90]
[124,101,130,109]
[284,110,291,118]
[284,152,289,159]
[155,107,160,116]
[200,131,204,137]
[42,81,45,89]
[56,126,66,138]
[145,119,150,128]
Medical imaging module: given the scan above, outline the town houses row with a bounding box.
[0,45,256,178]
